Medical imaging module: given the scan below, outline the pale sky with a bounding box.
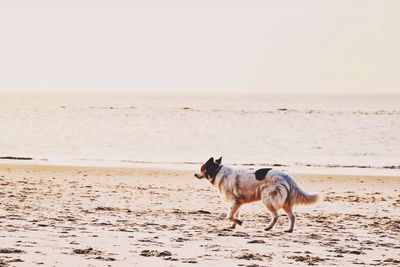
[0,0,399,94]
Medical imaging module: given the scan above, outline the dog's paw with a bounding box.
[284,229,293,233]
[235,219,243,226]
[264,227,272,231]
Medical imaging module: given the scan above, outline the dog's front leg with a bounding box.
[227,201,242,229]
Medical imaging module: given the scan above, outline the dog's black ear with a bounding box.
[215,157,222,164]
[206,157,214,165]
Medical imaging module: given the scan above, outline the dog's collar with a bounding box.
[209,165,223,184]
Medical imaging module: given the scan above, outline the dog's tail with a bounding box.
[292,189,319,205]
[287,178,319,205]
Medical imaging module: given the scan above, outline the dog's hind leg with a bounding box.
[283,205,295,233]
[264,209,278,231]
[227,202,242,229]
[261,187,286,231]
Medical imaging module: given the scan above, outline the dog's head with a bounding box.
[194,156,222,180]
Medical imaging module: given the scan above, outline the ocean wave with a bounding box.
[203,108,400,116]
[56,105,400,115]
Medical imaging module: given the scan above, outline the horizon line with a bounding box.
[0,90,399,96]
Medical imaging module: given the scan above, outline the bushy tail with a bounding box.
[281,172,319,206]
[293,189,319,205]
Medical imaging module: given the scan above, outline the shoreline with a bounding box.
[1,158,400,177]
[1,162,400,186]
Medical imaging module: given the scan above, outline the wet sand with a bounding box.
[0,164,399,266]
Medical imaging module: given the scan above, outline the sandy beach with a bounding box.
[1,163,399,266]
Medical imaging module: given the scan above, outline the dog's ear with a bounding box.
[215,156,222,164]
[206,157,214,165]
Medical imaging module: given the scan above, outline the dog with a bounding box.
[194,157,318,232]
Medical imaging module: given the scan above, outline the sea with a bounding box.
[1,93,399,175]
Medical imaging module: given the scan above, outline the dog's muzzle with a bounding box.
[194,173,204,179]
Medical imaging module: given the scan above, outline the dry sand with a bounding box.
[0,164,399,266]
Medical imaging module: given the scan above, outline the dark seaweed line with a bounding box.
[0,156,33,160]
